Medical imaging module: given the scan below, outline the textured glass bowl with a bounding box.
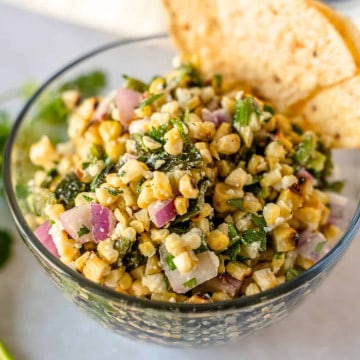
[3,35,360,346]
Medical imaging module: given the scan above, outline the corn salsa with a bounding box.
[27,62,345,303]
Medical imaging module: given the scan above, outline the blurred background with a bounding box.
[0,1,360,359]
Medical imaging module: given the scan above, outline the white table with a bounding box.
[0,3,360,359]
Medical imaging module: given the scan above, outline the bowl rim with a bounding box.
[4,34,360,312]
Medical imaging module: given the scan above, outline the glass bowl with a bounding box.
[3,35,360,346]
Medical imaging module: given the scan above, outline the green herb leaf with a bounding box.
[315,241,326,255]
[177,63,204,87]
[140,92,164,109]
[325,180,345,193]
[294,134,313,165]
[77,225,90,238]
[183,277,197,288]
[242,229,266,244]
[104,187,123,196]
[145,124,169,144]
[82,194,93,203]
[251,214,267,229]
[227,198,244,210]
[213,73,222,88]
[0,229,13,269]
[170,118,188,139]
[122,74,148,93]
[165,254,176,271]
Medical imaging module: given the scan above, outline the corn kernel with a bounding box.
[213,183,244,213]
[142,273,167,294]
[130,265,146,280]
[129,279,151,297]
[182,228,202,250]
[226,262,252,281]
[152,171,173,200]
[151,229,170,244]
[173,251,196,274]
[212,292,232,302]
[263,203,281,226]
[179,174,199,199]
[118,272,133,290]
[208,230,230,251]
[245,283,261,296]
[145,255,162,275]
[139,241,156,257]
[83,253,111,284]
[294,207,322,230]
[272,223,297,252]
[215,134,241,155]
[97,239,119,264]
[174,196,189,216]
[252,268,278,291]
[98,120,122,142]
[225,167,249,188]
[164,233,185,256]
[75,251,91,272]
[129,220,144,234]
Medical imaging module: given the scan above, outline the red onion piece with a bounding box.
[326,192,347,228]
[159,246,220,294]
[34,221,59,257]
[91,202,116,242]
[297,167,315,184]
[121,153,137,163]
[195,273,242,297]
[116,88,142,126]
[59,204,93,243]
[148,199,177,228]
[297,230,331,262]
[201,108,231,128]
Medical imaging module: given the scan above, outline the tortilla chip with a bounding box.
[301,75,360,148]
[309,0,360,67]
[163,0,357,112]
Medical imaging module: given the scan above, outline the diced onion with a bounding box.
[34,221,59,257]
[297,230,331,262]
[116,88,142,126]
[148,199,177,228]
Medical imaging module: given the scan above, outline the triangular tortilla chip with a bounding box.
[301,75,360,148]
[162,0,357,111]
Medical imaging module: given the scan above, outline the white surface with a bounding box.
[0,3,360,360]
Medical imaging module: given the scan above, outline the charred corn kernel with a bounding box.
[225,167,250,188]
[204,166,218,183]
[97,239,119,264]
[247,154,268,175]
[165,233,185,256]
[152,171,173,200]
[104,269,122,288]
[215,134,241,155]
[57,236,80,264]
[217,160,234,177]
[151,229,170,244]
[119,159,147,184]
[83,253,111,284]
[243,193,262,213]
[226,262,252,281]
[272,223,297,252]
[245,282,261,296]
[294,207,322,230]
[182,228,202,250]
[212,292,232,301]
[277,188,303,210]
[84,123,102,144]
[145,255,162,275]
[179,174,199,199]
[129,220,144,234]
[252,268,278,291]
[130,279,151,297]
[272,253,285,274]
[260,167,282,188]
[139,241,156,257]
[95,187,119,206]
[137,185,156,209]
[208,230,230,251]
[213,183,244,213]
[131,265,146,280]
[68,113,88,139]
[104,140,125,162]
[173,251,196,274]
[174,196,189,216]
[121,227,137,242]
[149,77,166,93]
[265,141,286,159]
[197,147,213,164]
[142,273,167,294]
[185,294,210,304]
[76,97,97,120]
[263,203,281,226]
[75,251,91,272]
[295,255,314,270]
[29,135,59,169]
[44,203,65,222]
[281,175,298,190]
[160,100,179,116]
[142,136,162,150]
[98,120,122,142]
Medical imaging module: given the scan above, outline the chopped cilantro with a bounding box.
[315,241,327,255]
[140,92,164,109]
[145,124,169,144]
[263,104,274,115]
[227,198,244,210]
[104,187,123,196]
[213,73,222,88]
[294,134,313,165]
[165,254,176,271]
[292,123,304,135]
[170,118,188,139]
[82,162,91,170]
[177,63,203,87]
[77,225,90,238]
[183,277,197,288]
[285,267,303,281]
[82,194,93,203]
